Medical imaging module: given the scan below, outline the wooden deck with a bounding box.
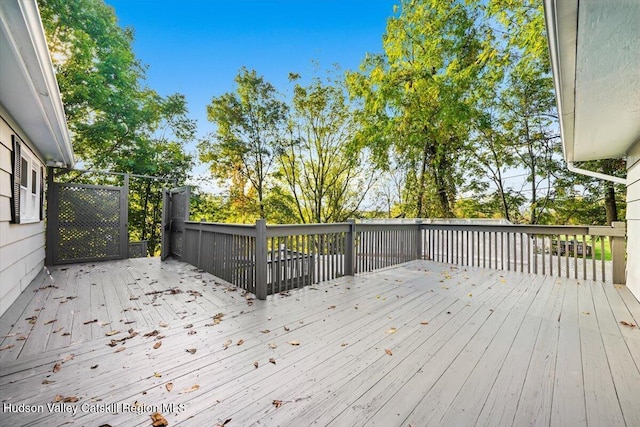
[1,258,639,426]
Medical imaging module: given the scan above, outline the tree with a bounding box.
[279,74,377,223]
[199,68,288,219]
[347,0,493,218]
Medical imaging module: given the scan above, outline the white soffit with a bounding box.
[546,0,640,162]
[0,0,74,166]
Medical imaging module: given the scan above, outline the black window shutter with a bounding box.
[10,135,21,224]
[40,166,45,220]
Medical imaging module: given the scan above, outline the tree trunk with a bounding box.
[604,183,618,225]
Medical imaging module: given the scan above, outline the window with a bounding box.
[12,135,43,223]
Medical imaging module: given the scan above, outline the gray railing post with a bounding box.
[197,218,205,268]
[345,219,356,276]
[415,220,423,260]
[255,219,268,299]
[611,221,626,285]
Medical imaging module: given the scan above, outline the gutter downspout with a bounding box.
[567,162,627,185]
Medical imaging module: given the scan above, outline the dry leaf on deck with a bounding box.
[237,339,244,346]
[53,395,63,402]
[386,328,397,334]
[180,384,200,394]
[254,361,259,369]
[223,340,232,350]
[105,330,120,336]
[260,330,271,334]
[16,336,27,341]
[620,321,637,328]
[45,319,57,325]
[63,354,74,362]
[186,348,197,354]
[288,340,300,346]
[83,319,97,325]
[165,383,173,392]
[184,324,193,329]
[187,330,197,336]
[272,399,283,408]
[269,358,276,365]
[268,343,277,349]
[283,326,290,332]
[53,363,62,373]
[153,341,162,349]
[154,372,162,378]
[328,305,336,309]
[53,327,64,333]
[150,411,169,427]
[341,343,348,347]
[91,365,98,369]
[63,396,79,403]
[385,349,393,356]
[159,322,169,328]
[0,344,15,351]
[114,346,126,353]
[42,379,55,384]
[420,321,429,325]
[215,419,232,427]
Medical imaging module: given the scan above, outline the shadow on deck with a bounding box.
[1,258,639,426]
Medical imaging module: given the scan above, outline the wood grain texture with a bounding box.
[1,259,639,427]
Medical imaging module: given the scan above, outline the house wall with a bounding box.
[0,111,46,317]
[627,138,640,301]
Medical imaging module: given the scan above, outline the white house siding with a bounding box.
[0,112,46,317]
[627,139,640,301]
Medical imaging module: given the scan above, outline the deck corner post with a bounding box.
[611,221,626,285]
[255,219,268,299]
[415,219,423,260]
[345,219,356,276]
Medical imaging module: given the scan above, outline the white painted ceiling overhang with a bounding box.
[544,0,640,163]
[0,0,73,166]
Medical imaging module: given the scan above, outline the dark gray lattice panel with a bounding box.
[56,185,123,263]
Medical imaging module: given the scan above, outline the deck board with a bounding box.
[1,258,639,426]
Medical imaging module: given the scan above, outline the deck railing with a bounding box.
[181,219,627,299]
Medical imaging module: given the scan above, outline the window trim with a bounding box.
[11,135,44,224]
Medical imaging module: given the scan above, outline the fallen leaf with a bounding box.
[53,327,64,333]
[165,383,173,392]
[288,340,300,346]
[153,341,162,349]
[63,396,79,403]
[328,305,336,309]
[468,293,473,297]
[180,384,200,394]
[237,339,244,346]
[53,395,63,402]
[341,342,348,347]
[187,330,197,336]
[268,343,277,349]
[283,326,290,332]
[269,358,276,365]
[62,332,71,336]
[53,363,62,373]
[223,340,232,349]
[16,335,27,341]
[273,399,283,408]
[0,344,14,351]
[159,322,169,328]
[114,346,126,353]
[420,321,429,325]
[63,354,74,362]
[154,372,162,378]
[184,324,193,329]
[260,329,271,334]
[91,365,98,369]
[186,348,197,354]
[150,411,169,427]
[44,319,58,325]
[254,361,259,369]
[105,330,120,336]
[386,328,397,334]
[620,321,637,328]
[42,379,55,384]
[83,319,98,325]
[582,311,591,315]
[215,419,232,427]
[385,349,393,356]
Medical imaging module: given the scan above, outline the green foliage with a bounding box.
[199,67,288,219]
[39,0,194,255]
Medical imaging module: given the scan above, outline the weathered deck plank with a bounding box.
[1,259,639,427]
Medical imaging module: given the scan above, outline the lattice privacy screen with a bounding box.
[54,184,125,263]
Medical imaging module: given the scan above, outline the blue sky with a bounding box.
[105,0,398,138]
